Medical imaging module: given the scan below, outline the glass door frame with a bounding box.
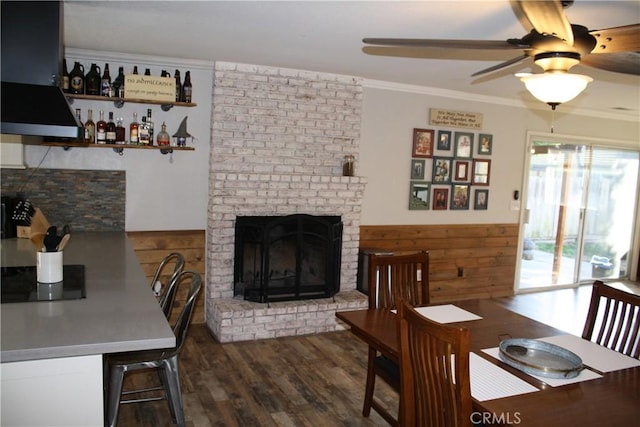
[515,131,640,294]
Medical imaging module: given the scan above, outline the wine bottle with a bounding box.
[62,59,70,93]
[74,109,83,139]
[101,63,112,97]
[139,116,150,145]
[144,68,151,76]
[156,121,170,146]
[182,70,192,103]
[146,109,154,146]
[96,110,107,144]
[174,69,182,102]
[115,117,125,145]
[133,66,139,75]
[113,66,125,98]
[106,112,116,144]
[129,112,139,145]
[84,109,95,143]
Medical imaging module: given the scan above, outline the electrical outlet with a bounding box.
[457,267,464,277]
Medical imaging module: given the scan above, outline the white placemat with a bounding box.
[469,352,539,401]
[482,347,602,387]
[538,334,640,373]
[413,304,483,323]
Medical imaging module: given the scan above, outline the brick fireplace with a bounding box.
[206,62,368,343]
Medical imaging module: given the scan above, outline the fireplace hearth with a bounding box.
[234,214,343,303]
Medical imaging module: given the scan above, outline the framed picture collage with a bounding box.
[409,127,492,211]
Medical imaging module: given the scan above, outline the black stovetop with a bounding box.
[1,265,86,303]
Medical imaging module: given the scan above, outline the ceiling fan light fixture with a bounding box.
[516,71,593,109]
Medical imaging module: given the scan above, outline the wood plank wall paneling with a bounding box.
[127,230,206,324]
[359,224,519,302]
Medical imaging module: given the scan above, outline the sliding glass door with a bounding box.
[518,137,639,291]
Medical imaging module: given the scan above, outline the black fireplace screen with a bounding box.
[234,214,343,303]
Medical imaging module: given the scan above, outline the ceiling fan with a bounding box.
[363,0,640,109]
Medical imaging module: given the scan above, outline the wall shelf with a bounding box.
[37,141,194,155]
[65,94,196,111]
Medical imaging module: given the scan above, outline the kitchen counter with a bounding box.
[1,232,175,362]
[0,232,175,426]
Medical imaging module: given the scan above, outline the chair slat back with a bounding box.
[153,252,186,318]
[368,251,429,310]
[398,300,472,427]
[582,281,640,359]
[166,271,202,357]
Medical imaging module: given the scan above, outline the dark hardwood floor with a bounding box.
[115,280,639,427]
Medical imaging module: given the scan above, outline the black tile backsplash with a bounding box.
[1,168,125,231]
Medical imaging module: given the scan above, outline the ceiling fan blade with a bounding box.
[515,0,574,45]
[580,52,640,75]
[471,54,530,77]
[589,24,640,54]
[362,38,525,50]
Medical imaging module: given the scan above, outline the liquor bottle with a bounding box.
[84,109,95,143]
[129,112,139,144]
[181,71,192,103]
[115,117,126,144]
[113,66,125,98]
[101,63,112,97]
[62,59,70,93]
[74,109,83,139]
[156,121,170,146]
[132,66,139,75]
[96,110,107,144]
[85,63,101,96]
[174,69,182,102]
[146,109,154,146]
[69,62,85,94]
[106,112,117,144]
[144,68,151,76]
[139,116,150,145]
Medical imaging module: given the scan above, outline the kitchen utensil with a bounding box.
[57,233,71,251]
[30,232,46,251]
[498,337,585,379]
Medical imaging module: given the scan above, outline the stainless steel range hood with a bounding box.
[1,1,82,139]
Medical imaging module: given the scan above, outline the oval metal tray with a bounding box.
[498,338,585,379]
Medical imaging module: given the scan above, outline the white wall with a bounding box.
[21,51,638,232]
[359,81,640,225]
[23,49,213,231]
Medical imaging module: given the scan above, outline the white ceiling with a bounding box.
[64,1,640,118]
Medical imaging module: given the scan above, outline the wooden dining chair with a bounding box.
[362,251,429,426]
[397,300,472,427]
[582,280,640,359]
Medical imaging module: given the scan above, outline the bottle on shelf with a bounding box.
[129,112,139,145]
[174,69,182,103]
[181,70,192,103]
[139,116,150,145]
[74,109,83,139]
[69,61,85,94]
[146,109,154,146]
[144,68,151,76]
[132,66,139,75]
[62,59,70,93]
[96,110,107,144]
[106,112,117,144]
[156,121,170,146]
[84,109,95,143]
[113,66,125,98]
[115,117,125,145]
[85,63,101,96]
[101,63,112,97]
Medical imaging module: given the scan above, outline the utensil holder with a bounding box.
[37,251,63,283]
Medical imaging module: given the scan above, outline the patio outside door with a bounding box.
[518,138,639,291]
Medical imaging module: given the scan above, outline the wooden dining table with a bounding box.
[336,298,640,426]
